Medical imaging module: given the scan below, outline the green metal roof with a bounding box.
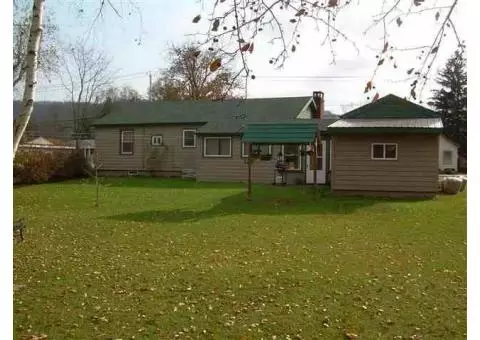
[242,120,318,144]
[341,94,440,119]
[92,97,311,127]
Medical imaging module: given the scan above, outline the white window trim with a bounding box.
[203,136,232,158]
[120,130,134,155]
[371,143,398,160]
[182,129,197,148]
[241,143,272,158]
[151,135,163,146]
[281,144,303,170]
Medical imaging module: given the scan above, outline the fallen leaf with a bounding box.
[407,68,414,75]
[396,17,403,27]
[377,59,384,66]
[431,46,439,54]
[435,11,440,21]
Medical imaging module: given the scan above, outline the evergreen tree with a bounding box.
[430,50,467,158]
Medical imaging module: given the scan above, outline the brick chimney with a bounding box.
[312,91,324,119]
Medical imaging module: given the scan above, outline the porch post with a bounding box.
[247,143,253,201]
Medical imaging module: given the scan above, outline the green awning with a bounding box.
[242,120,317,144]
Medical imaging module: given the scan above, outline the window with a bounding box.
[371,143,397,160]
[151,135,163,146]
[443,150,453,165]
[120,130,134,155]
[242,143,272,157]
[282,144,302,170]
[204,137,232,157]
[183,129,196,148]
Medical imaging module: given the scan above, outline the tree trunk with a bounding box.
[13,0,45,159]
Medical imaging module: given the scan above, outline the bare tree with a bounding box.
[13,0,45,158]
[13,0,58,90]
[192,0,464,101]
[59,42,115,142]
[149,43,242,101]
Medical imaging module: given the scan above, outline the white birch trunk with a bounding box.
[13,0,45,159]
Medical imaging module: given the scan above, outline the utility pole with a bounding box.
[148,72,152,101]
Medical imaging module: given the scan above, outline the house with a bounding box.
[327,94,443,197]
[20,137,75,152]
[19,136,95,160]
[92,92,338,184]
[438,134,459,172]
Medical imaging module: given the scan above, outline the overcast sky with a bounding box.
[30,0,466,115]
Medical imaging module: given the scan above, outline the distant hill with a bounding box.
[13,101,103,141]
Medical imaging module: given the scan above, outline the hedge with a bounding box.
[14,149,88,185]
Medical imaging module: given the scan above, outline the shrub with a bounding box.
[14,149,88,184]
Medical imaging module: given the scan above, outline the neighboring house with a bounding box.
[20,137,75,152]
[327,94,443,197]
[19,137,95,160]
[92,92,338,184]
[438,134,459,172]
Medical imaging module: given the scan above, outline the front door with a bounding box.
[306,140,326,184]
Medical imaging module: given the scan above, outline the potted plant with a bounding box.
[260,154,272,161]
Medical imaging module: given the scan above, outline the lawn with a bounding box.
[13,178,466,339]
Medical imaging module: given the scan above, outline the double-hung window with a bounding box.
[120,130,134,155]
[204,137,232,157]
[183,129,196,148]
[371,143,398,160]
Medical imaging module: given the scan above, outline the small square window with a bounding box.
[151,135,163,146]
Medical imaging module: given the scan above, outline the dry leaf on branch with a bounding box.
[328,0,338,7]
[192,15,201,23]
[364,81,373,93]
[212,19,220,31]
[382,42,389,53]
[240,43,251,52]
[209,58,222,72]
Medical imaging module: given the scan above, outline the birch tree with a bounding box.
[13,0,45,158]
[13,0,57,90]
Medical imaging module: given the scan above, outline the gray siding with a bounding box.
[197,136,301,184]
[95,125,202,173]
[331,134,439,194]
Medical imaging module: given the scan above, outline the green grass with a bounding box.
[13,178,466,339]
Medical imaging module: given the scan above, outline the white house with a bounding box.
[439,134,459,172]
